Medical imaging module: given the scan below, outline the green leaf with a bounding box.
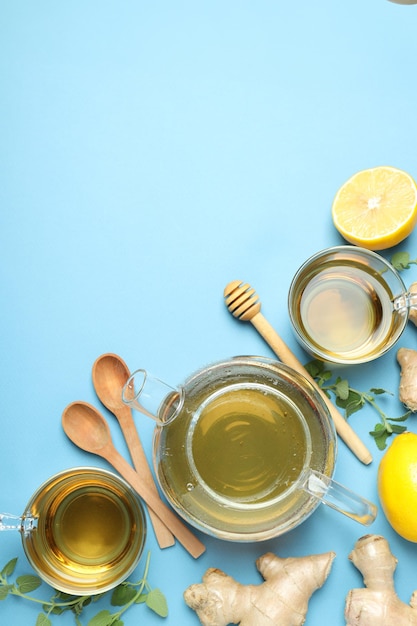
[334,378,349,400]
[111,584,137,606]
[1,557,17,578]
[376,436,389,450]
[87,609,114,626]
[370,423,384,434]
[391,251,417,271]
[16,574,42,593]
[337,391,364,417]
[389,412,411,422]
[369,424,390,450]
[135,593,147,604]
[369,387,391,396]
[0,585,11,600]
[390,424,407,434]
[304,359,324,378]
[36,614,52,626]
[146,589,168,617]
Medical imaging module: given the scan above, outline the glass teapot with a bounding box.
[123,356,377,542]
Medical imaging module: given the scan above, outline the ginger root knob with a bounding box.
[184,550,335,626]
[345,534,417,625]
[397,347,417,411]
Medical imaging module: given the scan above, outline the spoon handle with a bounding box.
[102,445,206,559]
[251,311,373,465]
[113,406,175,548]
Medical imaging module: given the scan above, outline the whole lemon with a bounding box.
[378,432,417,541]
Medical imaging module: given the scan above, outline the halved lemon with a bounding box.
[331,166,417,250]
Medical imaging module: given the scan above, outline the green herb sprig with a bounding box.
[304,359,410,450]
[390,251,417,271]
[0,552,167,626]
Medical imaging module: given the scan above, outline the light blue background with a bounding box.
[2,1,417,624]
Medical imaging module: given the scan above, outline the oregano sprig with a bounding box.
[0,552,167,625]
[304,359,411,450]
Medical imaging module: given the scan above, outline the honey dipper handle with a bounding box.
[251,312,373,465]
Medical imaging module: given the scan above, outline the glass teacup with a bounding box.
[288,245,417,365]
[0,467,147,594]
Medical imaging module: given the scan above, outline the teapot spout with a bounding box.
[122,369,183,426]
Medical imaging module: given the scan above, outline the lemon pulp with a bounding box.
[332,166,417,250]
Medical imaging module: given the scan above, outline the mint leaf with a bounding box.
[369,387,391,395]
[1,558,17,578]
[87,609,113,626]
[369,424,390,450]
[36,614,52,626]
[16,574,42,594]
[334,378,349,401]
[390,424,407,434]
[391,251,417,271]
[146,589,169,617]
[111,584,137,606]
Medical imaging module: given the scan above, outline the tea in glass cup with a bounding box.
[0,467,147,594]
[288,246,416,365]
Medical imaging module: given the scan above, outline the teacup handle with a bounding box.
[393,290,417,315]
[0,513,37,534]
[303,470,377,526]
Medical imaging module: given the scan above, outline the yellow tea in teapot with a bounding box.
[191,385,306,502]
[154,359,335,540]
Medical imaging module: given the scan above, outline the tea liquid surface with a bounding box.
[49,487,131,565]
[189,385,308,503]
[298,264,394,359]
[23,469,145,594]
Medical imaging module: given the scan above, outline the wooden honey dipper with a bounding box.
[224,280,373,466]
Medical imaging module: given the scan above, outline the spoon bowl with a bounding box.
[62,401,110,452]
[92,353,130,411]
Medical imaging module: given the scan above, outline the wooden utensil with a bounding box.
[61,401,206,559]
[224,280,373,466]
[92,353,175,549]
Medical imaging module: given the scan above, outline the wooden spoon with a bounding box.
[224,280,373,466]
[61,401,205,559]
[92,353,175,549]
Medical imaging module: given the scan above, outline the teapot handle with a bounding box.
[303,470,377,526]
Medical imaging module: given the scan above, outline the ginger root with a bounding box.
[397,347,417,411]
[345,534,417,625]
[183,550,335,626]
